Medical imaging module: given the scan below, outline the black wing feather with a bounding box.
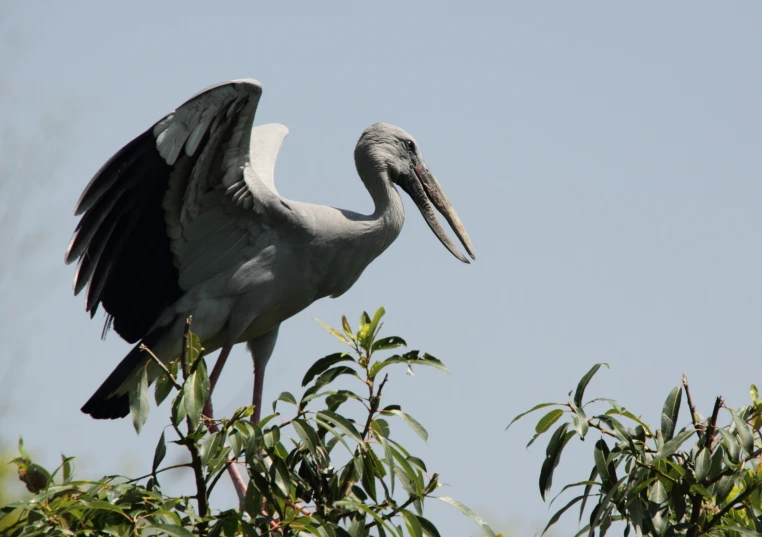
[67,129,184,343]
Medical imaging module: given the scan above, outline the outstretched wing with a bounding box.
[65,79,292,343]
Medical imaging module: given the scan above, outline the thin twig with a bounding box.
[365,473,439,530]
[682,374,701,431]
[181,316,193,378]
[140,344,181,390]
[361,374,389,441]
[683,374,703,537]
[631,459,679,484]
[206,458,243,497]
[125,463,192,484]
[704,396,723,450]
[286,499,312,517]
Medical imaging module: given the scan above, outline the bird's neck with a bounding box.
[361,164,405,252]
[313,166,405,300]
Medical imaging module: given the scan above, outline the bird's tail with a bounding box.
[81,329,173,420]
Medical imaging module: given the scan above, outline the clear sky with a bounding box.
[2,2,761,535]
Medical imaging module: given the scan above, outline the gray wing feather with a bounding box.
[156,80,292,292]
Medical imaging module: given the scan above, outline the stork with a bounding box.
[66,79,474,429]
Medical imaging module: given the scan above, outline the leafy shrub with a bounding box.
[510,364,762,537]
[0,309,496,537]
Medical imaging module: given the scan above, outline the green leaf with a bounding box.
[402,509,423,537]
[416,516,442,537]
[384,409,428,442]
[660,386,682,441]
[152,431,167,474]
[731,409,754,455]
[271,457,291,498]
[527,409,565,448]
[573,363,609,408]
[317,410,363,443]
[590,477,627,532]
[187,333,203,367]
[154,361,177,407]
[596,415,636,452]
[0,507,27,533]
[199,432,224,466]
[293,419,317,456]
[316,318,352,345]
[752,384,759,405]
[694,447,711,482]
[535,409,565,435]
[377,435,396,494]
[84,500,128,517]
[146,525,196,537]
[653,429,695,461]
[342,315,353,337]
[228,429,244,458]
[715,474,736,504]
[61,455,73,483]
[719,428,740,461]
[540,422,572,500]
[437,496,497,537]
[171,391,186,427]
[648,480,668,537]
[130,365,150,435]
[276,391,297,406]
[183,358,209,426]
[314,366,358,389]
[365,307,385,345]
[244,478,263,517]
[594,439,614,488]
[360,452,378,502]
[579,466,599,522]
[370,352,449,378]
[301,353,353,386]
[543,495,584,535]
[371,336,407,353]
[348,511,367,537]
[573,406,589,438]
[336,500,397,536]
[506,402,561,430]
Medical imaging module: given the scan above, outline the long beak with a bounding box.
[398,163,475,263]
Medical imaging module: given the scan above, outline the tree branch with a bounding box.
[704,396,723,450]
[682,374,701,431]
[179,316,208,535]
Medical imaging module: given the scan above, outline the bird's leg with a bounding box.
[252,361,267,423]
[246,325,279,424]
[202,343,232,424]
[201,343,248,505]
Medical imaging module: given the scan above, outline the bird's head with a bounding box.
[355,122,475,263]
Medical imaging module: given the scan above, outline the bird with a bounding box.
[66,79,474,427]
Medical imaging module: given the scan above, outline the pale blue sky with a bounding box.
[3,2,762,535]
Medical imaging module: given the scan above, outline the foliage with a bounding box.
[0,308,496,537]
[509,364,762,536]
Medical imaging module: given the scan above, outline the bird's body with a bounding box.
[66,79,473,422]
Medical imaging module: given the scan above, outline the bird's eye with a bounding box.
[405,140,416,152]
